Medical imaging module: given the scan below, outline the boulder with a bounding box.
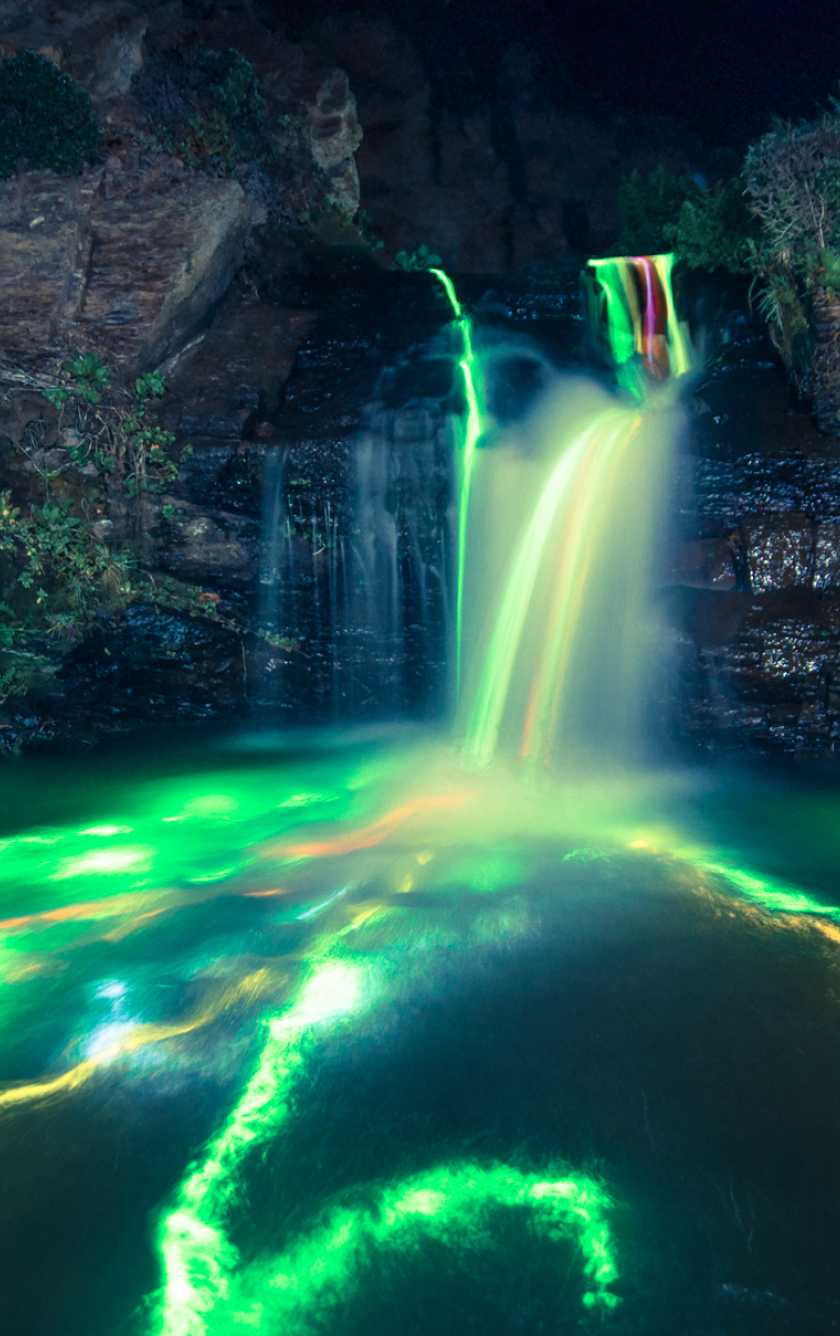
[0,155,261,373]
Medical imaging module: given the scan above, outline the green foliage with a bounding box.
[743,113,840,286]
[615,166,755,273]
[0,50,100,178]
[816,247,840,295]
[161,47,267,178]
[37,352,182,493]
[616,166,701,256]
[63,351,111,404]
[394,243,443,271]
[672,181,757,273]
[179,109,239,176]
[354,208,385,250]
[0,488,134,635]
[195,47,265,126]
[132,371,167,402]
[743,111,840,400]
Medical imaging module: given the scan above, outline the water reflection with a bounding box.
[1,734,840,1334]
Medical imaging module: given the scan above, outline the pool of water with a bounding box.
[1,731,840,1335]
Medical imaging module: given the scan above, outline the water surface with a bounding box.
[1,732,839,1335]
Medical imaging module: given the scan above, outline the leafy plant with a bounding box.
[0,489,134,630]
[179,109,239,176]
[159,47,267,178]
[132,371,167,402]
[0,50,101,178]
[354,208,385,250]
[743,110,840,422]
[195,47,265,126]
[63,351,111,404]
[672,181,757,273]
[394,243,443,271]
[616,167,701,256]
[743,113,840,283]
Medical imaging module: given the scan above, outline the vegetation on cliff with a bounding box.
[742,111,840,432]
[0,50,101,178]
[616,166,756,273]
[617,112,840,433]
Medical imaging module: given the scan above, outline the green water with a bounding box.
[2,732,840,1335]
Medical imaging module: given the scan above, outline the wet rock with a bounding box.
[158,502,257,587]
[814,521,840,589]
[56,603,247,718]
[742,513,814,591]
[159,298,317,442]
[668,537,738,591]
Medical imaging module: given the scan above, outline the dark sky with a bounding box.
[275,0,840,148]
[550,0,840,146]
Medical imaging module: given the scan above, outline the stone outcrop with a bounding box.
[309,14,703,270]
[0,156,261,372]
[666,329,840,755]
[0,0,182,122]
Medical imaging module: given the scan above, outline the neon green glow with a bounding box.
[463,410,622,765]
[153,959,367,1336]
[221,1161,620,1328]
[693,856,840,922]
[520,413,644,764]
[585,254,693,393]
[429,267,462,320]
[457,253,691,767]
[51,846,154,879]
[430,268,482,696]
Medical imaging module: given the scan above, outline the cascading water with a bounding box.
[434,254,694,769]
[7,260,840,1336]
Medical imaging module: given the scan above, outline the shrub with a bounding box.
[156,47,267,177]
[394,243,442,271]
[743,111,840,417]
[743,112,840,287]
[615,167,754,272]
[616,166,701,256]
[672,182,757,273]
[0,50,100,178]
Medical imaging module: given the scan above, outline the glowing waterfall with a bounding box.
[429,268,483,695]
[583,253,693,393]
[457,254,693,769]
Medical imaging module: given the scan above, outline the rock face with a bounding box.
[310,15,703,270]
[666,323,840,756]
[0,156,260,373]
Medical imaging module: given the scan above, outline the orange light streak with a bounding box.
[0,967,284,1112]
[268,792,472,860]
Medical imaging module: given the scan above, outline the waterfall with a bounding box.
[447,254,693,768]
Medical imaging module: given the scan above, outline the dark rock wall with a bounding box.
[667,321,840,757]
[309,13,704,271]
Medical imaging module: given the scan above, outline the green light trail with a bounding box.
[222,1161,620,1329]
[462,409,624,766]
[429,268,483,698]
[585,254,693,393]
[153,959,368,1336]
[692,855,840,922]
[151,947,620,1336]
[520,412,642,765]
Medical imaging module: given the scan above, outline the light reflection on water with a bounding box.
[1,730,840,1335]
